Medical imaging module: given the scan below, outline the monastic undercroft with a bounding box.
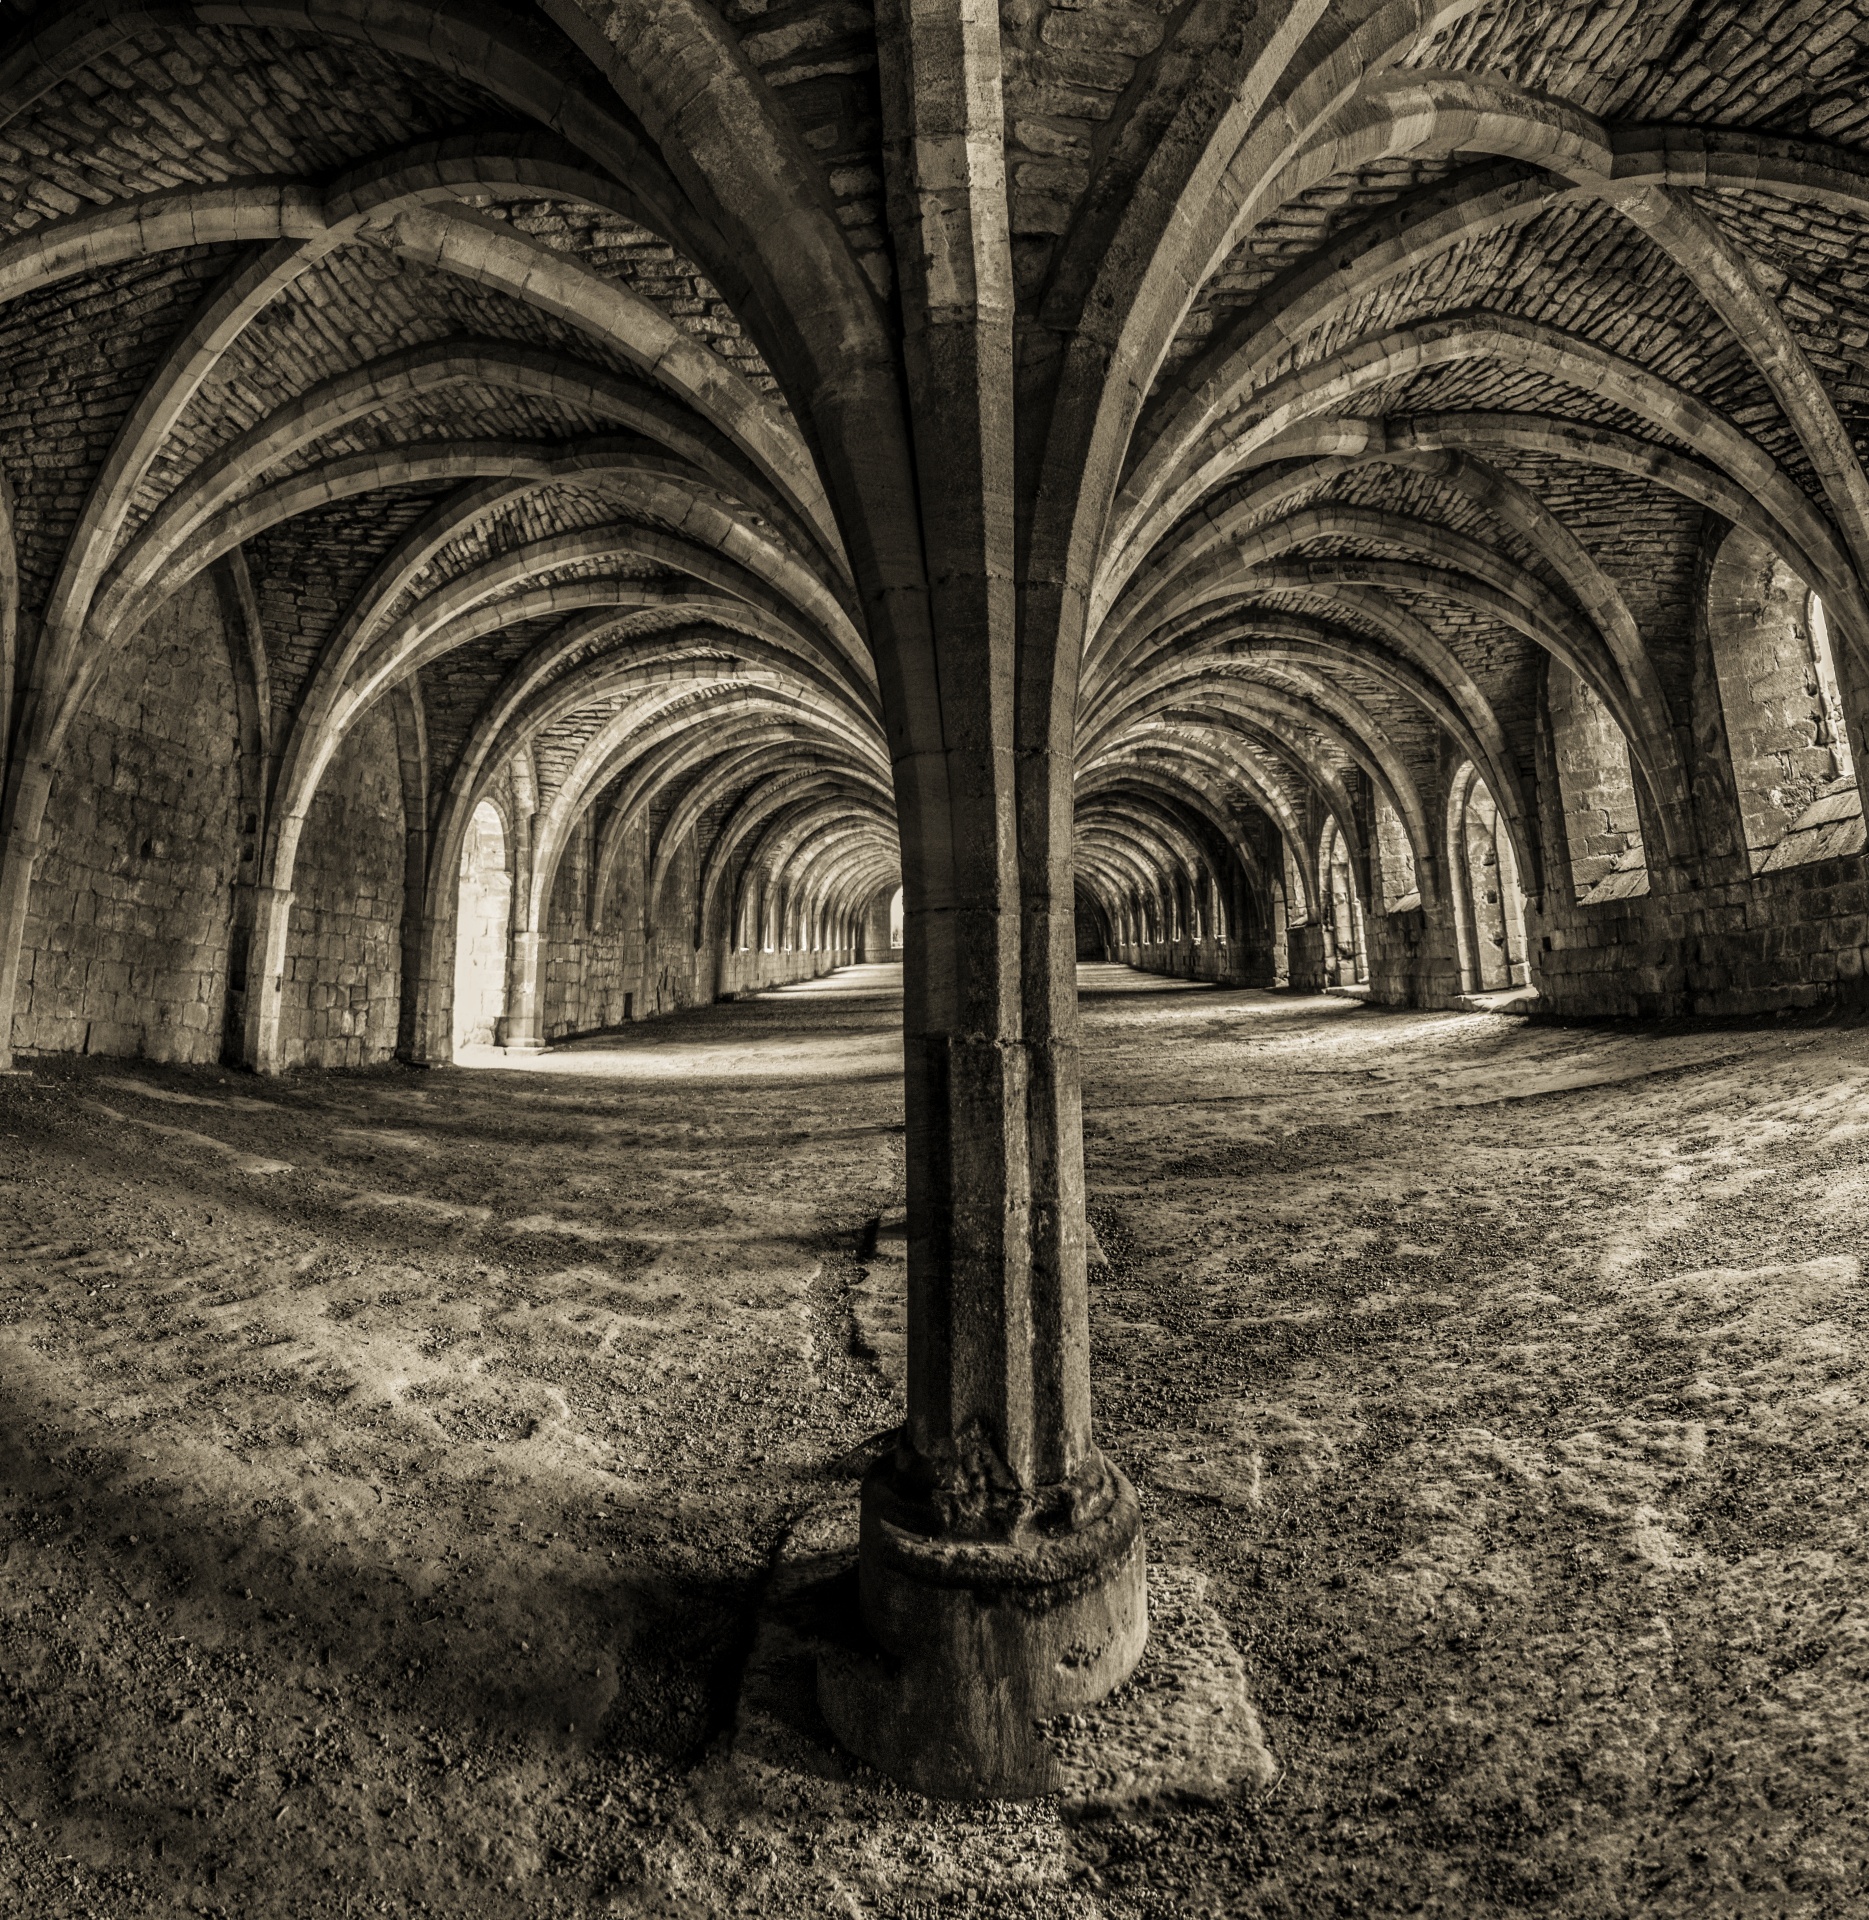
[1,0,1868,1912]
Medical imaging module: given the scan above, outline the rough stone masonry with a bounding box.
[1,0,1869,1863]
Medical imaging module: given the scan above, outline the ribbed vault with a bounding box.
[3,3,1869,1058]
[4,0,1869,1812]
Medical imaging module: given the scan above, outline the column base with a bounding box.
[817,1449,1147,1800]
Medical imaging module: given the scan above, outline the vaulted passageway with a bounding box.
[2,967,1863,1908]
[5,0,1869,1824]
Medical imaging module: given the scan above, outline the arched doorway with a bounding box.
[453,800,511,1053]
[1448,764,1529,993]
[1319,818,1368,986]
[888,884,904,950]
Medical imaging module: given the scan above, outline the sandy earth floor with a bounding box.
[0,964,1864,1917]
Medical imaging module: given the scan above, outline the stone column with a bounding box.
[241,884,297,1072]
[816,0,1144,1800]
[496,929,545,1050]
[496,806,544,1050]
[859,883,894,959]
[0,736,57,1068]
[0,826,42,1070]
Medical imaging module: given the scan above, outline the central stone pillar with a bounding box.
[496,806,545,1050]
[496,928,546,1050]
[818,684,1151,1784]
[818,814,1148,1794]
[811,0,1145,1794]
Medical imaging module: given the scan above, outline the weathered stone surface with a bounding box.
[14,576,239,1064]
[740,1499,1270,1811]
[4,0,1869,1847]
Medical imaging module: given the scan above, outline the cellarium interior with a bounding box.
[1,0,1868,1912]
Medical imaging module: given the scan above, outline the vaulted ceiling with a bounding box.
[1,0,1865,949]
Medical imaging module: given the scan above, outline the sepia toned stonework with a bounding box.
[1,0,1869,1881]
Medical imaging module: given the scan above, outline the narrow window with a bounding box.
[452,800,511,1054]
[1547,661,1648,902]
[1708,529,1865,872]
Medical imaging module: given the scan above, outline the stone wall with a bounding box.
[1524,858,1869,1021]
[1110,932,1277,988]
[1373,799,1420,911]
[1366,907,1462,1009]
[277,707,407,1069]
[1286,923,1329,992]
[1706,529,1841,872]
[13,577,241,1062]
[1548,661,1646,900]
[536,815,851,1046]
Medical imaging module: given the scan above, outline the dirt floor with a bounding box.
[0,963,1864,1917]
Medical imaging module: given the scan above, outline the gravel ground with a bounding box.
[0,963,1863,1917]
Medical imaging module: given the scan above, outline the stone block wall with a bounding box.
[1527,856,1869,1021]
[1706,529,1841,871]
[1365,907,1463,1010]
[1286,923,1329,992]
[1548,660,1646,899]
[13,577,241,1062]
[1513,543,1869,1020]
[1111,934,1276,988]
[536,818,851,1044]
[276,706,407,1068]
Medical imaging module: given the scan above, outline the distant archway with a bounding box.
[888,885,904,950]
[1448,765,1529,994]
[453,801,511,1054]
[1318,818,1368,986]
[1073,885,1110,960]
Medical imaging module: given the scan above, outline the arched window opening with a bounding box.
[453,801,510,1054]
[1072,886,1107,961]
[1319,818,1368,986]
[1448,764,1529,994]
[1708,531,1865,873]
[888,884,905,949]
[1282,837,1310,931]
[1548,660,1648,903]
[1374,798,1421,912]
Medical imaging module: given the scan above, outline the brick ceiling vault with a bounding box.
[0,0,1865,968]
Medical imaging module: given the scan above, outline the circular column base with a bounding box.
[817,1452,1147,1800]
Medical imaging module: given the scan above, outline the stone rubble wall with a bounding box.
[12,578,241,1063]
[275,706,407,1069]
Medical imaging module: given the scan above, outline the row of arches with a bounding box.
[1,0,1867,1797]
[450,793,901,1058]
